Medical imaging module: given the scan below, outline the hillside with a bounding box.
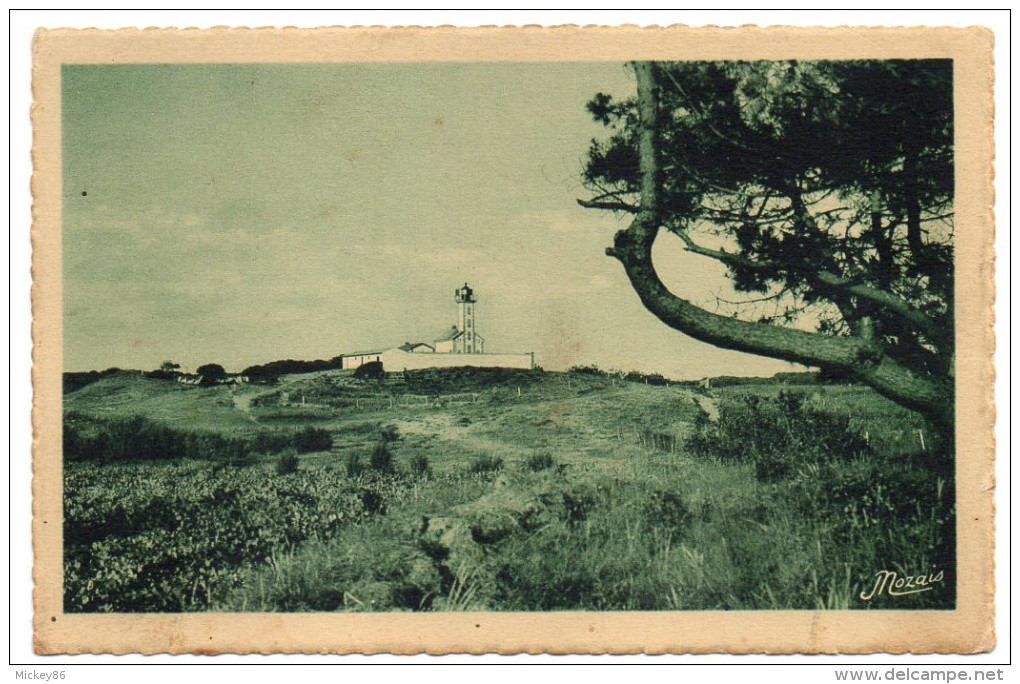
[64,367,708,467]
[63,366,928,471]
[61,366,950,613]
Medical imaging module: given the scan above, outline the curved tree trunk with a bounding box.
[606,62,954,447]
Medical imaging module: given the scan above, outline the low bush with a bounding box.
[623,370,668,386]
[369,442,395,474]
[359,486,387,515]
[567,365,671,386]
[379,424,401,443]
[568,364,610,377]
[645,489,690,529]
[242,356,344,380]
[403,366,544,394]
[64,415,332,465]
[291,426,333,453]
[409,454,431,478]
[276,450,300,475]
[524,452,555,472]
[63,461,370,612]
[686,391,872,482]
[62,368,122,394]
[144,369,180,381]
[62,414,256,465]
[345,451,366,478]
[468,455,503,474]
[353,361,385,380]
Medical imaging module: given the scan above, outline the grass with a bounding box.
[62,368,955,612]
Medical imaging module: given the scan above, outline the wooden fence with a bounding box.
[277,392,481,412]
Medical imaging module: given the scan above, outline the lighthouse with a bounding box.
[342,281,536,370]
[455,283,480,353]
[430,284,486,354]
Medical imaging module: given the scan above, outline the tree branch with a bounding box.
[672,227,945,343]
[604,61,953,428]
[576,198,638,213]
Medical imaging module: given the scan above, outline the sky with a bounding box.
[62,62,799,379]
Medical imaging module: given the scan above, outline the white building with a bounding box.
[340,283,533,372]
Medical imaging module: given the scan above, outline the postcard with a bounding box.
[32,25,995,654]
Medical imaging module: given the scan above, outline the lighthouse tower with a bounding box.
[455,283,480,353]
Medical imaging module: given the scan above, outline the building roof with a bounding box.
[399,342,434,352]
[345,348,389,357]
[434,326,462,342]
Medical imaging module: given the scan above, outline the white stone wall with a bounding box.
[377,348,533,372]
[341,353,382,370]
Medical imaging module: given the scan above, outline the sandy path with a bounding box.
[693,395,720,422]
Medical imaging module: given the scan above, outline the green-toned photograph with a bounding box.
[61,59,955,615]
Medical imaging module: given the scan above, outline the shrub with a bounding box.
[369,442,395,474]
[63,462,370,612]
[250,431,286,454]
[242,357,344,380]
[469,455,503,474]
[196,363,226,382]
[379,424,401,442]
[562,489,595,525]
[63,368,121,394]
[685,391,872,482]
[524,452,555,472]
[353,361,384,380]
[292,426,333,453]
[359,487,387,515]
[220,441,258,468]
[568,364,610,377]
[276,450,300,475]
[403,366,544,394]
[345,451,366,478]
[409,453,432,478]
[63,415,337,465]
[645,489,690,529]
[62,414,258,465]
[623,370,668,385]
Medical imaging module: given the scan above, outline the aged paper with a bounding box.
[32,25,995,654]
